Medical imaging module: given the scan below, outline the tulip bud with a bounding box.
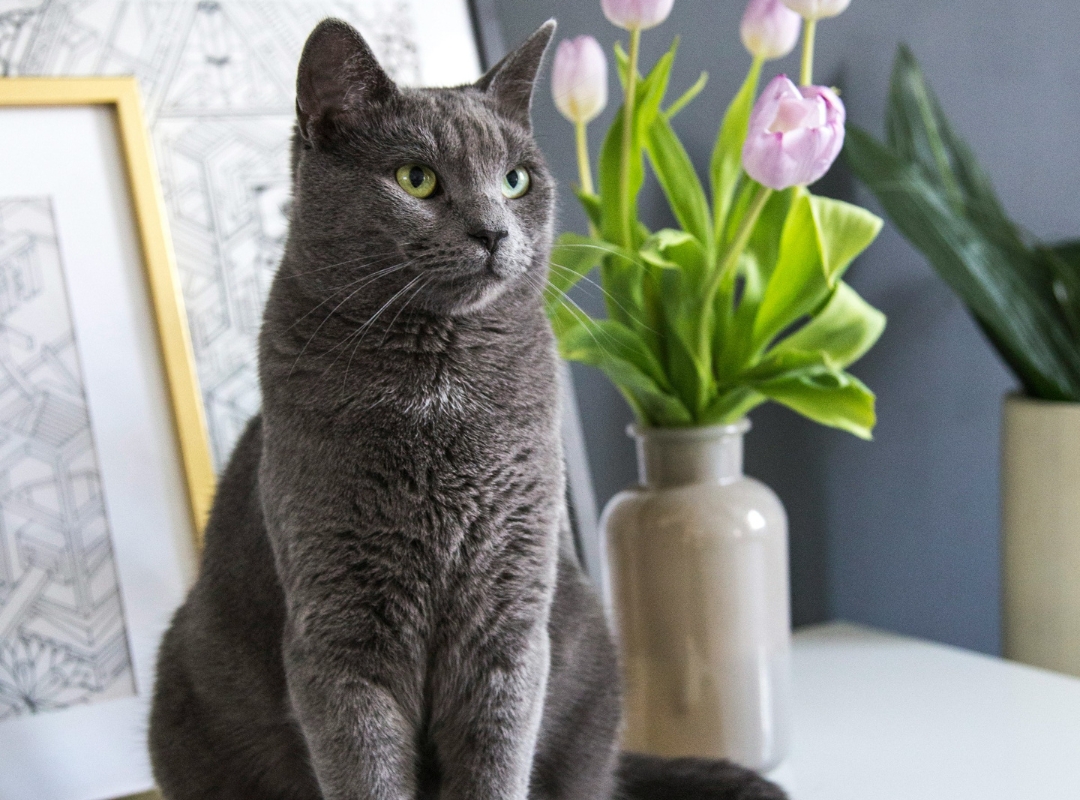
[780,0,851,21]
[741,74,845,190]
[741,0,802,61]
[601,0,675,31]
[552,36,609,125]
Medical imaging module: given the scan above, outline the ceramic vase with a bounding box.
[1002,394,1080,677]
[600,421,791,771]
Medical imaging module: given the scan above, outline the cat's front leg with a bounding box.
[431,627,551,800]
[283,619,419,800]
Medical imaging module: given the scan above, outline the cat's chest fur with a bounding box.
[257,300,563,636]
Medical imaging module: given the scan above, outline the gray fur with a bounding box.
[149,18,785,800]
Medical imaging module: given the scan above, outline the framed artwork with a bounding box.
[0,78,209,800]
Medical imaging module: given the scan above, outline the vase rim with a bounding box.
[1004,392,1080,409]
[627,419,752,441]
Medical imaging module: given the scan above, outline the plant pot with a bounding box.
[1002,394,1080,677]
[600,421,791,771]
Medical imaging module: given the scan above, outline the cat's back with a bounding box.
[150,416,320,797]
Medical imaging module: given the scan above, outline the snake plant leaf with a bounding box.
[1039,242,1080,344]
[846,126,1080,400]
[646,114,713,247]
[547,233,606,307]
[710,58,763,245]
[771,281,887,369]
[885,45,1023,255]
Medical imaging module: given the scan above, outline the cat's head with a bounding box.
[286,18,557,318]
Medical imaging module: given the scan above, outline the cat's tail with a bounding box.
[617,752,787,800]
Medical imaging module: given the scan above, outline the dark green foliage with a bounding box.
[846,46,1080,401]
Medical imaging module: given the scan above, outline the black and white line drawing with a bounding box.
[0,197,135,722]
[1,0,423,466]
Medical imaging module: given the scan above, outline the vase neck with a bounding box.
[633,421,750,489]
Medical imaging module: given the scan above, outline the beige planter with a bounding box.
[600,422,791,772]
[1002,395,1080,677]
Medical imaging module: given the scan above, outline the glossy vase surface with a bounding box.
[600,421,791,771]
[1002,395,1080,677]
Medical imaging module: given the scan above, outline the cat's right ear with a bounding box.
[296,19,396,145]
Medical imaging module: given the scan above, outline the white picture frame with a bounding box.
[0,79,208,800]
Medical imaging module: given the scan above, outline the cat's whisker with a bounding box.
[285,261,411,333]
[280,248,409,280]
[525,274,619,363]
[377,274,434,349]
[554,241,654,268]
[330,272,430,390]
[287,260,421,375]
[547,261,657,334]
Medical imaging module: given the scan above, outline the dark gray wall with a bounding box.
[491,0,1080,655]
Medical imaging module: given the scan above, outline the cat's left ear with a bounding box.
[296,18,397,144]
[475,20,556,129]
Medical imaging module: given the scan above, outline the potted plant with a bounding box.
[546,0,884,770]
[846,48,1080,678]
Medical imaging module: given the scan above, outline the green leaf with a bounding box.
[846,124,1080,400]
[750,189,828,352]
[754,370,878,440]
[575,188,602,229]
[644,231,713,413]
[1040,242,1080,344]
[664,71,708,120]
[885,45,1023,256]
[551,302,692,425]
[771,281,887,369]
[807,195,884,287]
[646,114,712,247]
[547,233,605,309]
[700,388,766,425]
[636,40,678,139]
[710,58,763,245]
[597,105,644,245]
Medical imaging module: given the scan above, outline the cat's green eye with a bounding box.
[396,164,438,199]
[502,167,531,199]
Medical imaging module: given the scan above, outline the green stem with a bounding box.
[575,121,595,197]
[575,121,598,237]
[619,27,642,247]
[699,183,773,361]
[800,19,817,86]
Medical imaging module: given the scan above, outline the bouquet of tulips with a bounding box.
[546,0,886,438]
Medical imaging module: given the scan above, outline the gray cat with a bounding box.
[148,18,786,800]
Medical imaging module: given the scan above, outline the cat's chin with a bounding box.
[441,280,514,317]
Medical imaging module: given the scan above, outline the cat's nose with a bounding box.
[469,228,509,254]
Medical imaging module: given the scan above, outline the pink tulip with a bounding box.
[741,74,845,190]
[741,0,802,61]
[601,0,675,31]
[780,0,851,20]
[552,36,609,124]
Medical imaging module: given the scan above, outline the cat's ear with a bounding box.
[475,20,556,129]
[296,18,396,143]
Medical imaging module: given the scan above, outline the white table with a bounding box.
[770,623,1080,799]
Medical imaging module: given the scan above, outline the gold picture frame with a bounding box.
[0,77,214,540]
